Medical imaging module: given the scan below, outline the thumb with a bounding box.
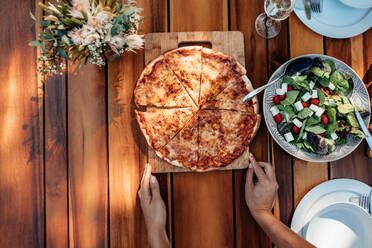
[150,176,161,201]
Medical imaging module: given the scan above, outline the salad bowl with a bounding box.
[263,54,371,162]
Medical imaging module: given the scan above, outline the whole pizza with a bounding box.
[134,46,261,171]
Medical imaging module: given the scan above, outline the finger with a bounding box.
[150,175,161,201]
[245,163,254,191]
[249,153,266,180]
[258,162,276,181]
[139,164,152,201]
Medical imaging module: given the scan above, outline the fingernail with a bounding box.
[249,163,252,169]
[151,176,156,183]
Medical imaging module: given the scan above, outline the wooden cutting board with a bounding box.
[144,31,253,173]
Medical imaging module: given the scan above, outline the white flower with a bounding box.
[70,0,90,19]
[68,28,84,45]
[109,35,126,55]
[96,11,112,24]
[125,34,144,52]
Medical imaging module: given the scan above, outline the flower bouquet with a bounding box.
[30,0,144,75]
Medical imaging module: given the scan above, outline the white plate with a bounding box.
[294,0,372,38]
[291,179,372,243]
[305,203,372,248]
[338,0,372,9]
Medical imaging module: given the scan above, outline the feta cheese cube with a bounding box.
[293,118,303,128]
[270,106,280,116]
[328,82,335,90]
[315,107,325,118]
[309,104,319,112]
[328,99,336,106]
[281,83,288,92]
[309,81,315,89]
[284,132,294,142]
[301,92,312,102]
[303,132,307,139]
[330,132,338,140]
[312,89,318,98]
[309,112,314,117]
[294,101,304,111]
[276,88,285,96]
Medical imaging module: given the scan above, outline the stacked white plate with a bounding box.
[294,0,372,38]
[291,179,372,248]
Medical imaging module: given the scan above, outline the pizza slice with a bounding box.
[156,113,199,169]
[202,75,259,113]
[163,46,202,106]
[199,48,246,106]
[135,107,195,150]
[198,110,261,170]
[134,56,195,108]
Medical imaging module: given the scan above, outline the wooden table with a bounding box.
[1,0,371,247]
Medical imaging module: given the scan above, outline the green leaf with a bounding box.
[346,113,359,128]
[281,90,300,105]
[40,19,49,27]
[283,75,294,85]
[305,125,327,134]
[306,117,320,126]
[29,9,36,21]
[350,127,366,138]
[314,75,329,87]
[337,104,354,115]
[323,59,336,72]
[303,140,315,153]
[29,40,41,46]
[111,25,118,36]
[326,121,338,135]
[326,107,337,123]
[297,119,308,142]
[59,48,70,60]
[297,108,313,119]
[318,89,325,105]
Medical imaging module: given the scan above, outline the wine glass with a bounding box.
[255,0,296,39]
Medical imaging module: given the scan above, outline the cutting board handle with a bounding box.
[178,41,212,48]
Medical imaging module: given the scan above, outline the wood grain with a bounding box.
[328,32,372,183]
[67,63,108,248]
[267,20,294,226]
[169,1,235,248]
[108,0,168,247]
[289,15,329,208]
[0,0,44,247]
[230,0,272,247]
[45,73,68,248]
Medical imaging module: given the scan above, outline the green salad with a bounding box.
[270,58,369,155]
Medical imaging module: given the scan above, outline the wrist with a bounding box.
[250,209,272,220]
[147,227,169,248]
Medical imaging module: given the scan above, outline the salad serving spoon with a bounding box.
[243,57,314,102]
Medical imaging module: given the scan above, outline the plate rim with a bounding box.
[338,0,372,9]
[290,178,372,235]
[294,3,372,39]
[263,54,371,163]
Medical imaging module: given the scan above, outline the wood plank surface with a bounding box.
[0,0,45,247]
[45,73,68,248]
[328,32,372,183]
[230,1,271,247]
[169,1,235,248]
[108,0,168,247]
[67,63,108,248]
[289,15,329,208]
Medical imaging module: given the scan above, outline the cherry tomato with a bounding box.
[320,133,325,137]
[292,125,300,134]
[273,96,280,105]
[319,85,325,90]
[287,85,294,91]
[302,102,308,108]
[278,94,286,100]
[321,114,329,125]
[310,98,319,105]
[324,88,330,96]
[274,114,282,124]
[338,131,345,138]
[332,94,338,98]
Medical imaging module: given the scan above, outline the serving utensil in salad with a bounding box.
[349,97,372,150]
[243,57,314,102]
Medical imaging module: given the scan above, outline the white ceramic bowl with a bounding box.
[263,54,371,162]
[305,202,372,248]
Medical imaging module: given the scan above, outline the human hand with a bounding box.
[138,164,170,248]
[245,153,278,218]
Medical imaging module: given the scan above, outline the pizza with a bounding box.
[134,47,261,171]
[134,56,195,108]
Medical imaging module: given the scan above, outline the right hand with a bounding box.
[245,153,279,217]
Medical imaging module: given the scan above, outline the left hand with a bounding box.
[138,164,169,247]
